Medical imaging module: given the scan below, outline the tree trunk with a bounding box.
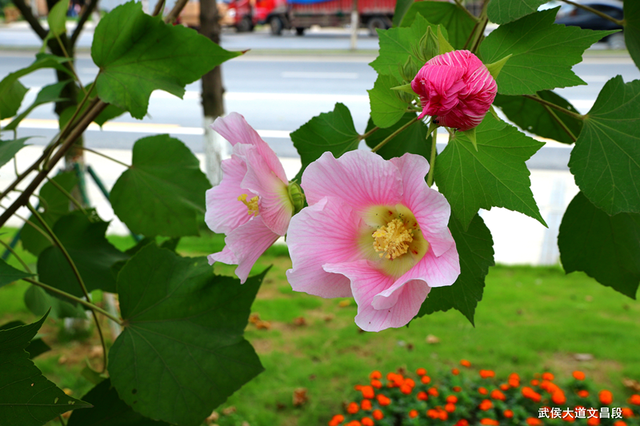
[199,0,228,186]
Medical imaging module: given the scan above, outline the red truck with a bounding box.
[227,0,396,35]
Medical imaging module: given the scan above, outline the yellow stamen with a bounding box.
[238,194,259,216]
[372,218,414,260]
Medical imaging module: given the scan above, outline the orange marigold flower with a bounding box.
[346,421,361,426]
[409,410,418,419]
[621,407,633,418]
[478,387,488,395]
[542,372,554,381]
[329,414,345,426]
[370,379,382,389]
[372,409,384,421]
[370,371,382,380]
[521,386,542,403]
[587,417,601,426]
[629,394,640,405]
[508,373,520,388]
[427,409,439,419]
[456,420,469,426]
[347,402,359,414]
[354,385,362,391]
[404,378,415,388]
[377,394,391,406]
[564,415,576,423]
[361,417,374,426]
[479,370,495,378]
[361,399,372,411]
[490,389,506,401]
[445,403,456,413]
[479,399,493,411]
[416,368,427,376]
[500,383,510,391]
[417,391,428,401]
[452,368,460,375]
[578,390,590,398]
[428,387,439,397]
[526,417,543,425]
[453,386,462,392]
[552,390,566,405]
[504,409,514,418]
[531,379,540,386]
[421,375,431,385]
[438,410,448,420]
[446,395,458,404]
[460,359,471,368]
[600,390,613,405]
[573,371,586,380]
[360,386,375,399]
[400,384,412,395]
[479,418,499,425]
[613,422,627,426]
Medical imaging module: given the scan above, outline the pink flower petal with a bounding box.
[208,216,279,283]
[302,150,403,209]
[205,156,253,234]
[286,197,360,298]
[323,260,429,332]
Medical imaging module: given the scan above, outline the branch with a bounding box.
[560,0,624,26]
[523,94,585,121]
[371,116,420,152]
[11,0,48,39]
[164,0,189,23]
[542,104,578,143]
[70,0,100,47]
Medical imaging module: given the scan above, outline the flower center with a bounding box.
[238,194,259,216]
[372,218,414,260]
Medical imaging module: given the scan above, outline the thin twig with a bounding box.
[426,121,439,187]
[360,126,379,141]
[542,104,578,142]
[523,94,585,121]
[52,33,86,95]
[371,116,420,152]
[0,239,32,273]
[153,0,166,17]
[70,0,100,46]
[164,0,189,23]
[560,0,624,26]
[80,147,131,168]
[10,0,47,39]
[44,175,87,213]
[0,203,55,245]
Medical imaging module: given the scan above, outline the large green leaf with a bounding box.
[68,379,170,426]
[368,74,409,129]
[487,0,549,25]
[291,103,360,180]
[417,214,494,325]
[401,1,476,49]
[435,114,546,230]
[110,134,210,237]
[0,257,33,288]
[625,1,640,69]
[558,192,640,299]
[0,321,51,359]
[370,14,439,82]
[0,81,28,120]
[0,138,30,168]
[24,286,87,320]
[568,76,640,215]
[20,171,78,256]
[4,81,69,131]
[0,314,91,425]
[38,211,129,301]
[493,90,583,144]
[480,8,615,96]
[109,245,265,426]
[92,1,241,119]
[364,112,431,160]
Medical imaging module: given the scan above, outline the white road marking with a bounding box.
[281,71,359,79]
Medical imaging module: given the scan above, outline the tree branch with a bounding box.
[11,0,48,39]
[70,0,100,47]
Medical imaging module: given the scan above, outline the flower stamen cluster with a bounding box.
[238,194,259,216]
[372,217,414,260]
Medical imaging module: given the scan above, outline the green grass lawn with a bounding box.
[1,229,639,426]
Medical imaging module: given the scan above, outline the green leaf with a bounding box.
[485,54,511,80]
[38,211,129,301]
[365,112,431,160]
[487,0,549,25]
[624,1,640,69]
[110,134,211,237]
[0,258,33,288]
[0,321,51,359]
[558,192,640,299]
[0,138,30,168]
[92,1,241,119]
[368,74,409,128]
[68,379,170,426]
[109,245,265,426]
[291,103,360,180]
[48,0,69,36]
[437,26,454,54]
[20,171,78,256]
[493,90,583,144]
[417,214,494,325]
[0,80,28,120]
[401,1,476,49]
[568,76,640,215]
[370,14,439,82]
[435,114,546,229]
[480,9,616,95]
[24,286,87,320]
[392,0,414,27]
[4,81,69,131]
[0,314,92,425]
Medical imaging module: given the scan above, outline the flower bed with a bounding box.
[328,361,640,426]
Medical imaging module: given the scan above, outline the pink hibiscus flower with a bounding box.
[205,112,295,283]
[411,50,497,131]
[286,150,460,332]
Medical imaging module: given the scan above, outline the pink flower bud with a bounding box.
[411,50,497,131]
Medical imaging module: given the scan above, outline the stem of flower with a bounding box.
[523,94,585,121]
[0,239,32,274]
[0,203,55,245]
[371,117,420,153]
[468,0,490,54]
[80,147,131,168]
[455,0,480,23]
[426,121,439,187]
[359,126,379,142]
[559,0,624,26]
[44,175,87,213]
[542,104,578,143]
[53,32,86,96]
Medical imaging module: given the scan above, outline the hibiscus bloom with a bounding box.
[205,112,295,282]
[286,150,460,331]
